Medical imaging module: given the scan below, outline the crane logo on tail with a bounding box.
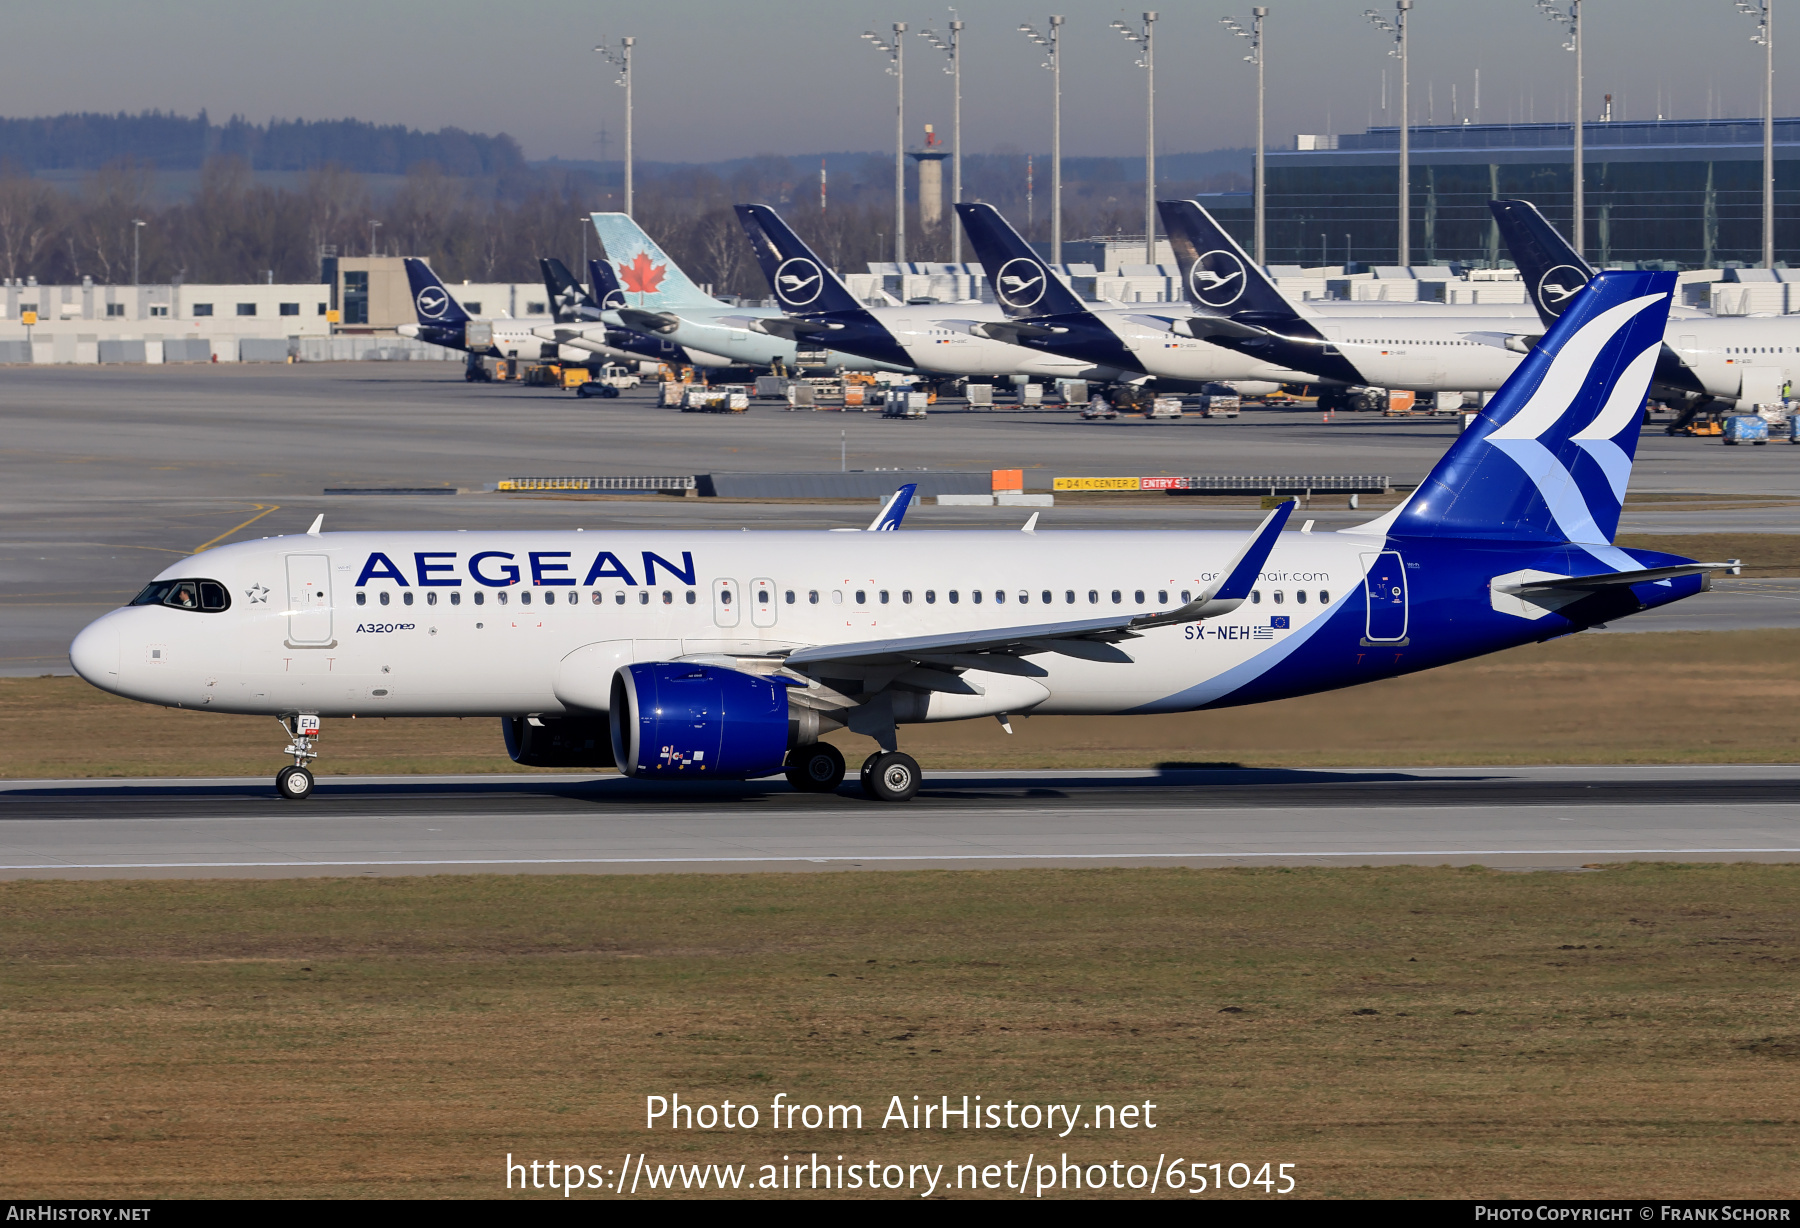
[1190,250,1247,308]
[1536,264,1591,317]
[994,257,1047,310]
[415,286,451,319]
[773,257,824,307]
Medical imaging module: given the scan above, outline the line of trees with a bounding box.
[0,153,1246,296]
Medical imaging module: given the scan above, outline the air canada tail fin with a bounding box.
[954,202,1092,319]
[403,258,472,326]
[1489,199,1597,326]
[589,213,722,309]
[1383,269,1674,547]
[541,257,598,323]
[1156,199,1301,318]
[734,204,866,315]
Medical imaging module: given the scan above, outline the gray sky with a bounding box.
[0,1,1787,163]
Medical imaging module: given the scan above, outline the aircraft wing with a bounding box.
[783,503,1293,671]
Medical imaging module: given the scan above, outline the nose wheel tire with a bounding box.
[276,765,315,801]
[786,743,846,793]
[861,752,921,803]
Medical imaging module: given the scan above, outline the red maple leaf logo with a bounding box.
[619,251,667,296]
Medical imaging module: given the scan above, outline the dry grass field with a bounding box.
[8,627,1800,778]
[0,866,1795,1199]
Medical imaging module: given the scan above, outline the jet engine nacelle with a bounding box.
[608,662,793,779]
[502,715,616,767]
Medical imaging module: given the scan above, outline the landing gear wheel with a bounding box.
[276,765,314,801]
[786,743,845,793]
[861,752,921,803]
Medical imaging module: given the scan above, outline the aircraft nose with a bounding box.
[69,614,122,688]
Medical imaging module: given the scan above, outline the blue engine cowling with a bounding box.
[609,663,792,779]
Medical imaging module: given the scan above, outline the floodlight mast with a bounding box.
[920,19,966,263]
[1018,16,1065,264]
[1732,0,1777,268]
[863,24,908,263]
[1112,13,1159,265]
[595,36,635,216]
[1220,9,1269,265]
[1533,1,1582,258]
[1364,2,1411,266]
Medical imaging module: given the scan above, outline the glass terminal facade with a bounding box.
[1195,118,1800,268]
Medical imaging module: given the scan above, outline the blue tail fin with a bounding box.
[588,258,626,310]
[1489,199,1597,326]
[1389,270,1674,547]
[589,213,722,309]
[954,202,1091,319]
[403,258,471,326]
[1156,199,1297,317]
[734,204,865,314]
[541,257,598,323]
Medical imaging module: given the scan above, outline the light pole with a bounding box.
[1365,2,1412,266]
[368,219,381,258]
[1112,13,1159,265]
[131,219,145,286]
[920,19,965,264]
[862,23,908,264]
[1221,9,1268,265]
[1733,0,1776,268]
[1018,17,1065,264]
[595,36,635,216]
[1534,2,1584,257]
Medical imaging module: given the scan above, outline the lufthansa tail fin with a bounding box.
[589,213,723,310]
[588,257,627,311]
[1156,199,1301,319]
[1489,199,1598,327]
[954,202,1092,319]
[541,257,599,323]
[403,258,472,326]
[734,204,866,315]
[1383,269,1674,548]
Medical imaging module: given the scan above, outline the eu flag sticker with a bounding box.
[1270,616,1290,629]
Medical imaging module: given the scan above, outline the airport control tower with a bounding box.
[908,124,950,232]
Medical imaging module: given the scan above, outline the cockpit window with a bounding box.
[130,579,231,612]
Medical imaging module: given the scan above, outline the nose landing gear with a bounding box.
[275,714,320,800]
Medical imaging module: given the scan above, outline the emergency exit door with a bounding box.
[1361,552,1409,643]
[712,578,741,628]
[750,578,777,627]
[285,554,333,644]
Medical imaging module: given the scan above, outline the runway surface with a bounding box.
[4,765,1797,878]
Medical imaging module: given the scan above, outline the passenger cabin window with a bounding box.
[451,592,462,606]
[474,592,485,606]
[130,579,230,612]
[785,590,796,604]
[902,590,913,603]
[1320,590,1330,604]
[949,590,960,604]
[379,591,390,606]
[520,591,531,606]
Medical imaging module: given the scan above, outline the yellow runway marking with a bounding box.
[193,504,280,554]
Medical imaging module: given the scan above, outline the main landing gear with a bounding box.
[860,751,921,803]
[786,742,846,793]
[784,742,922,801]
[275,714,320,801]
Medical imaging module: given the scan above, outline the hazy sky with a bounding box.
[0,1,1788,163]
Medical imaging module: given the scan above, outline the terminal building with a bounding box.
[1196,116,1800,270]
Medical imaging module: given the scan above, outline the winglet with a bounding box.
[306,514,323,537]
[1021,512,1040,534]
[1131,501,1293,628]
[866,483,918,531]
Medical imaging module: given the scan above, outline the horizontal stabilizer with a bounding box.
[1499,562,1735,595]
[972,320,1068,344]
[1183,316,1272,342]
[750,316,840,340]
[614,307,679,335]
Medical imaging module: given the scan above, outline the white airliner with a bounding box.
[70,270,1724,804]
